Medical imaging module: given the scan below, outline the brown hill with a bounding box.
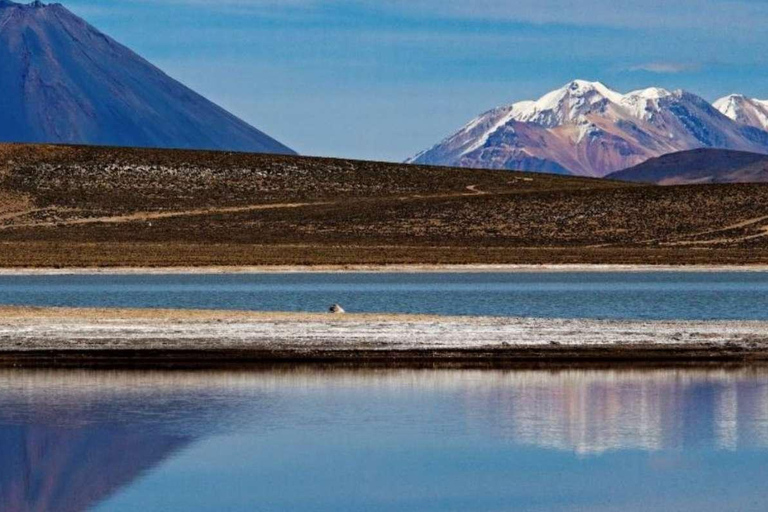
[3,143,768,266]
[607,149,768,185]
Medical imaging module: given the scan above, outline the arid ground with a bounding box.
[3,143,768,267]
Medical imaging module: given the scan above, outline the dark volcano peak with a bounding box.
[0,2,295,154]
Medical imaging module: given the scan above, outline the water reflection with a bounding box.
[0,425,188,512]
[459,369,768,454]
[0,368,767,511]
[0,371,274,512]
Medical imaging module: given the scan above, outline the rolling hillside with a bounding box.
[3,144,768,266]
[608,149,768,184]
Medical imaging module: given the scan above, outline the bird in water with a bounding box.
[329,304,346,314]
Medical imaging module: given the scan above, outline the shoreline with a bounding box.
[4,348,768,370]
[1,307,767,368]
[2,263,768,275]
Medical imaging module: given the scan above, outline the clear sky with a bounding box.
[64,0,768,162]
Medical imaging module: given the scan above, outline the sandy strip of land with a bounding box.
[0,307,767,367]
[2,264,768,275]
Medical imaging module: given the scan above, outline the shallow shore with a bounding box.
[2,263,768,275]
[1,307,768,368]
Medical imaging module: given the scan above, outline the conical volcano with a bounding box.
[0,1,295,154]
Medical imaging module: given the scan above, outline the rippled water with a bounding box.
[2,368,768,511]
[1,271,768,319]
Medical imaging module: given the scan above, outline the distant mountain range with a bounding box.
[0,1,294,154]
[408,80,768,177]
[607,149,768,185]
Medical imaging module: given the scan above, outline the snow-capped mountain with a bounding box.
[408,80,768,177]
[715,95,768,132]
[0,1,294,154]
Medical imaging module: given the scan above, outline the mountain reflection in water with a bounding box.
[0,368,766,511]
[0,371,273,512]
[460,369,768,454]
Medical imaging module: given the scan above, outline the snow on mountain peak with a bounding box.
[568,80,624,103]
[504,81,693,128]
[714,95,743,117]
[715,94,768,131]
[509,82,707,127]
[510,80,623,128]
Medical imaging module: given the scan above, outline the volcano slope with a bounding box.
[2,143,768,267]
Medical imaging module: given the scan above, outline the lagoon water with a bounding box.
[1,271,768,320]
[3,272,768,510]
[1,368,768,511]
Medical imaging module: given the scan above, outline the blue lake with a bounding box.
[3,273,768,510]
[0,271,767,320]
[1,367,767,512]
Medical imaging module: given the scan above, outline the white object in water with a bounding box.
[329,304,346,314]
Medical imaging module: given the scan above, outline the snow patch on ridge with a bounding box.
[620,87,674,121]
[459,101,534,156]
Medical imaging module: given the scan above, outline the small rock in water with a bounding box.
[329,304,346,314]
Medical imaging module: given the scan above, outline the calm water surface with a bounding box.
[2,368,768,511]
[1,272,768,319]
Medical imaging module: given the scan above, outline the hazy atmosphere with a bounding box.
[64,0,768,161]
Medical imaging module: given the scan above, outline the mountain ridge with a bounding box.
[409,80,768,177]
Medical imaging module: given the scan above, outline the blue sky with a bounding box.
[64,0,768,161]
